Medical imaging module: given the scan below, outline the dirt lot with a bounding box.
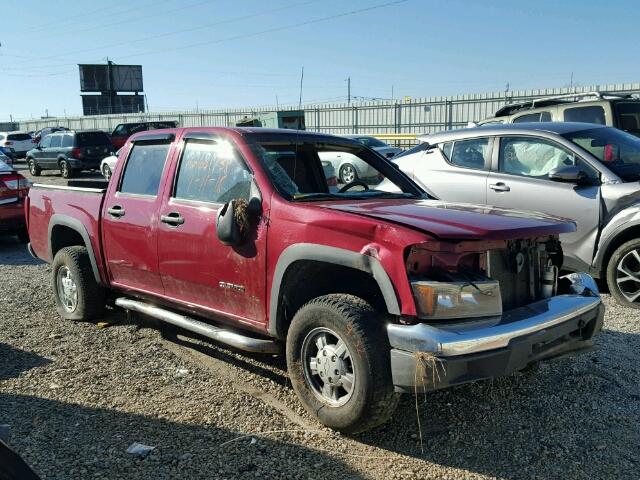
[1,163,639,479]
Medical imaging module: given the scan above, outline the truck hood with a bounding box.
[315,199,575,240]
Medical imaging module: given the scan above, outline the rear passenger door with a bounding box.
[101,133,175,296]
[414,137,492,204]
[156,132,268,327]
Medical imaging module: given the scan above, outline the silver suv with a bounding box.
[391,122,640,307]
[478,91,640,136]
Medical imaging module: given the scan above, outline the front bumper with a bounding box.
[389,273,604,393]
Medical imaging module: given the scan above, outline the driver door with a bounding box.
[486,135,601,272]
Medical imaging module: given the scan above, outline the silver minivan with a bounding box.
[391,122,640,307]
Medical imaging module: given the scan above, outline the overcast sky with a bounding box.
[1,0,639,120]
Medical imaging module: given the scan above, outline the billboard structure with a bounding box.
[79,62,145,115]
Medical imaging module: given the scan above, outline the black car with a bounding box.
[26,130,114,179]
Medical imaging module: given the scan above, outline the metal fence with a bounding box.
[14,82,640,147]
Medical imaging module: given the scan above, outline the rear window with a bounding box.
[7,133,32,141]
[563,106,606,124]
[76,132,111,146]
[616,102,640,134]
[512,111,551,123]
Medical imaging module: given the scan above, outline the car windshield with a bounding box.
[252,136,423,201]
[563,126,640,181]
[353,136,388,148]
[0,158,12,171]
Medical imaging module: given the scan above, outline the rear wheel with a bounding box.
[52,246,105,321]
[286,294,400,433]
[607,238,640,308]
[28,158,41,176]
[102,164,112,181]
[339,164,358,184]
[60,160,73,179]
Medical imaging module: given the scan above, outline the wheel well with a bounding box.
[600,225,640,276]
[50,225,86,258]
[275,260,387,338]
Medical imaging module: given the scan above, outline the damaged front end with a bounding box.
[389,237,604,393]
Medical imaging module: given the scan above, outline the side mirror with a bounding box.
[548,166,589,185]
[216,201,242,246]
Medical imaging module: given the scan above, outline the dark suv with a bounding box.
[26,130,114,178]
[110,121,178,149]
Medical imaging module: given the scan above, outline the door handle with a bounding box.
[107,205,125,217]
[160,211,185,226]
[489,183,510,192]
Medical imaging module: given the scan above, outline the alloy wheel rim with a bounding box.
[341,165,356,184]
[615,249,640,302]
[301,327,355,407]
[56,266,78,312]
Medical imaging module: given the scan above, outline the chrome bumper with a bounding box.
[388,273,604,392]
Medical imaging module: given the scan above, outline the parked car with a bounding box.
[391,122,640,307]
[0,148,14,166]
[319,150,381,184]
[478,91,640,136]
[0,132,35,159]
[26,130,115,179]
[100,149,120,181]
[0,158,30,242]
[110,121,178,150]
[343,135,403,158]
[33,127,68,144]
[26,127,603,433]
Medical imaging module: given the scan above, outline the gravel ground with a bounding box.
[1,163,639,479]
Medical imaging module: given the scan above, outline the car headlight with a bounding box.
[411,280,502,320]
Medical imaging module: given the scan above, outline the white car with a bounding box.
[100,149,120,180]
[319,151,380,184]
[0,132,34,159]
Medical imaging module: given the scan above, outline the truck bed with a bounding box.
[27,183,107,281]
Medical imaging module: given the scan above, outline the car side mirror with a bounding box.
[216,201,242,246]
[548,166,590,185]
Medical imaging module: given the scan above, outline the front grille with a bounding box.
[487,244,540,311]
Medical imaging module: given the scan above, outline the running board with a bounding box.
[115,298,280,354]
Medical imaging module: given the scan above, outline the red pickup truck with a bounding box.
[26,127,604,433]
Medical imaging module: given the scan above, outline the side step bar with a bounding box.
[115,298,280,354]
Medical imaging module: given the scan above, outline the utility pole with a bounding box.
[391,85,394,101]
[106,57,115,114]
[570,72,574,89]
[347,77,351,104]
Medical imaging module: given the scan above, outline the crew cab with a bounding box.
[26,127,604,433]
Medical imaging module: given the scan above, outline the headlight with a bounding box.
[411,280,502,320]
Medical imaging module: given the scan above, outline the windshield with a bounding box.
[563,126,640,181]
[352,136,388,148]
[0,158,12,171]
[252,138,423,201]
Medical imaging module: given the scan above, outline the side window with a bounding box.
[441,142,453,159]
[513,112,549,123]
[563,106,606,124]
[448,138,490,169]
[119,143,170,196]
[174,140,252,203]
[40,136,52,148]
[499,136,585,178]
[113,125,126,136]
[62,135,74,147]
[49,135,62,148]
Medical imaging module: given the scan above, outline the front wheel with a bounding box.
[286,294,400,433]
[52,246,105,321]
[606,238,640,308]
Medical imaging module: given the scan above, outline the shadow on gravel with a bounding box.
[0,344,51,381]
[0,237,42,266]
[0,393,361,480]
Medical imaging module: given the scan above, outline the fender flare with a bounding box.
[268,243,400,337]
[48,214,102,285]
[593,219,640,274]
